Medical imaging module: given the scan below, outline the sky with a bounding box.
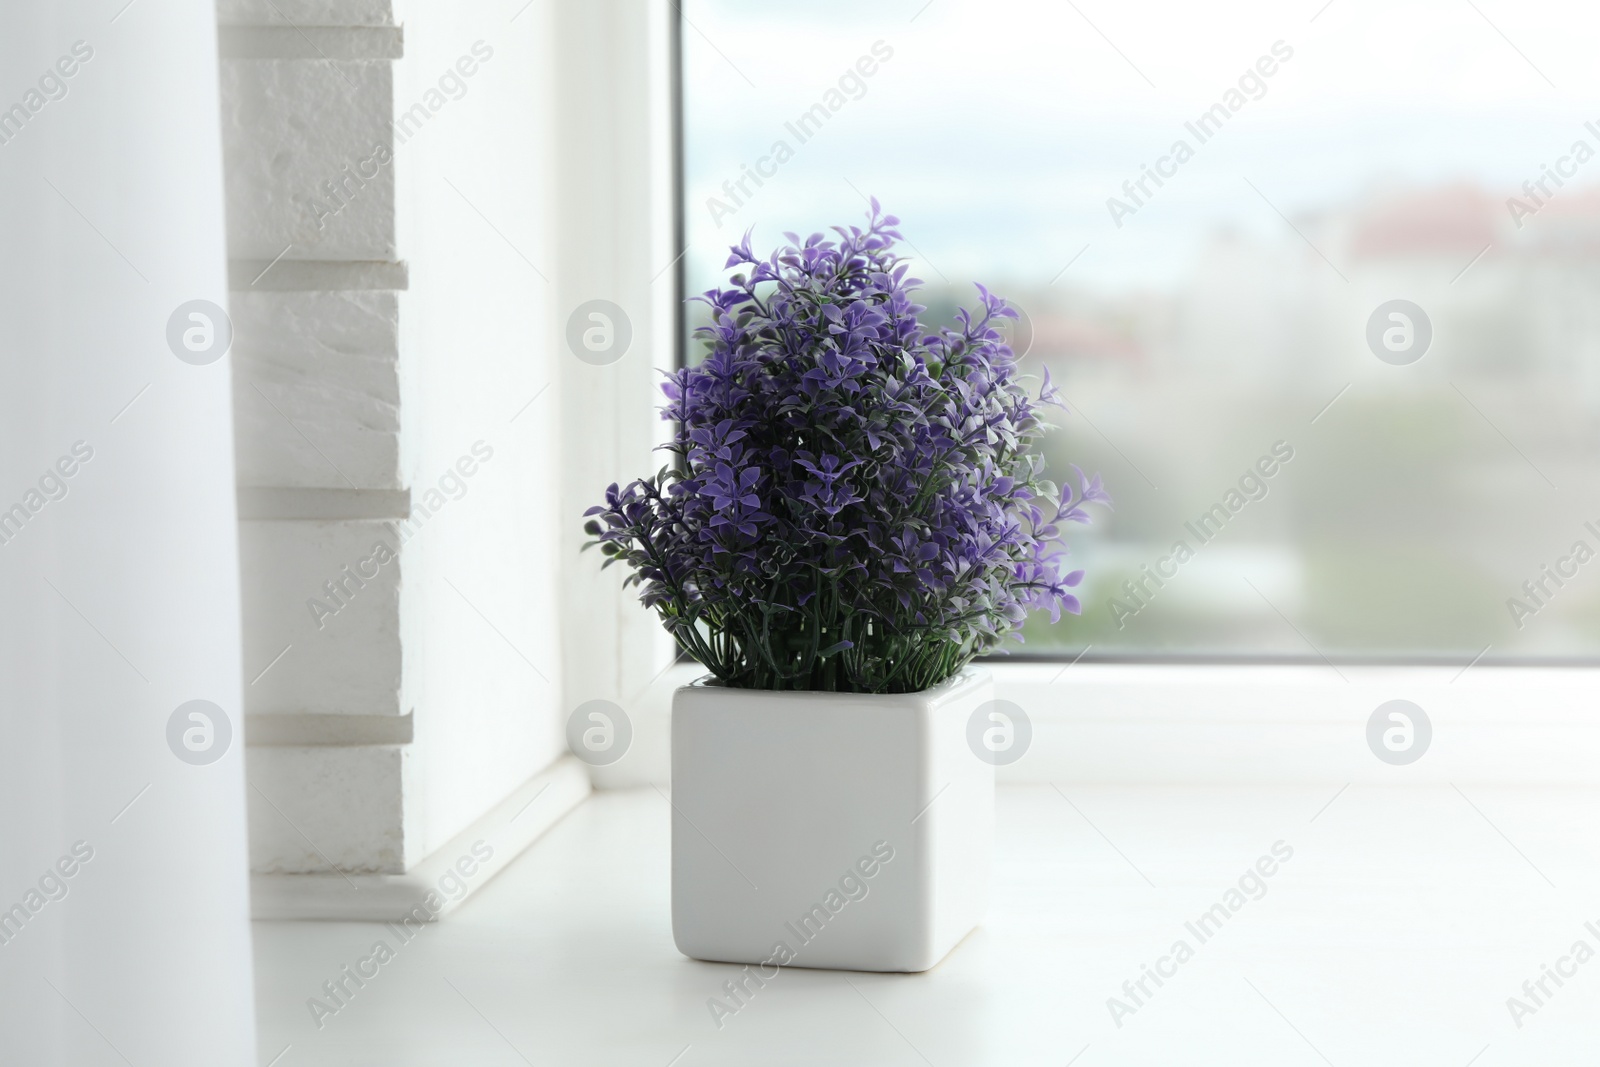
[682,0,1600,294]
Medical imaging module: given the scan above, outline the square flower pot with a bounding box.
[670,668,994,973]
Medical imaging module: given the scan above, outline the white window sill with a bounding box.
[992,659,1600,785]
[253,783,1599,1062]
[594,660,1600,788]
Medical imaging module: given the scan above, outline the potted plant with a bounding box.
[584,202,1107,972]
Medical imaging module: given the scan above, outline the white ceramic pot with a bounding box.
[670,668,994,973]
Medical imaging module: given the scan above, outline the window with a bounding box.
[680,0,1600,663]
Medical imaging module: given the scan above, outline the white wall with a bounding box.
[220,0,416,874]
[393,0,567,863]
[223,0,588,894]
[0,1,257,1063]
[220,0,677,895]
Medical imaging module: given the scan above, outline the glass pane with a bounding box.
[681,0,1600,660]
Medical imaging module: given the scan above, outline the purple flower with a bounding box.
[583,202,1108,693]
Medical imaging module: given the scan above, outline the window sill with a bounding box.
[253,783,1600,1061]
[594,661,1600,788]
[991,660,1600,785]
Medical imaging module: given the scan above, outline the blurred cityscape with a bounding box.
[928,179,1600,658]
[685,181,1600,659]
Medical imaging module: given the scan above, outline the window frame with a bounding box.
[552,0,1600,789]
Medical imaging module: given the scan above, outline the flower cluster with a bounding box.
[584,202,1108,693]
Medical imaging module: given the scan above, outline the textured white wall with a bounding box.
[0,1,257,1063]
[221,0,580,884]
